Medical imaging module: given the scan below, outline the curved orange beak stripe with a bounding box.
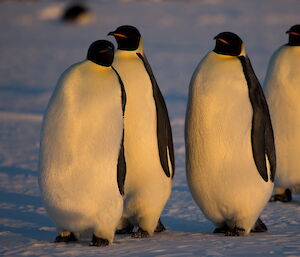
[110,33,128,39]
[216,38,230,45]
[289,31,300,36]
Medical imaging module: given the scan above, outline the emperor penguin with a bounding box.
[265,24,300,202]
[185,32,276,236]
[108,25,175,238]
[39,40,126,246]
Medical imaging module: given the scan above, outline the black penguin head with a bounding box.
[87,40,114,67]
[213,32,243,56]
[108,25,141,51]
[61,3,89,23]
[286,24,300,46]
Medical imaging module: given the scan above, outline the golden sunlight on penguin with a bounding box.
[39,40,126,247]
[264,24,300,203]
[108,25,175,239]
[185,31,276,236]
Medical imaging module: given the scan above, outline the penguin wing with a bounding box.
[259,85,276,182]
[112,66,127,195]
[111,66,126,113]
[136,52,175,178]
[238,55,276,182]
[116,132,126,195]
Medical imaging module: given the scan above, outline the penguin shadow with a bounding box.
[288,192,300,205]
[269,197,300,206]
[163,216,213,235]
[268,191,300,206]
[0,166,55,241]
[290,197,300,205]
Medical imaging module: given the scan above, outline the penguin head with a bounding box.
[87,40,114,67]
[213,32,243,56]
[286,24,300,46]
[108,25,141,51]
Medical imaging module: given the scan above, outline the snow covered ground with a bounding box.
[0,0,300,256]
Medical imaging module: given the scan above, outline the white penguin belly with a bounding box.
[39,62,123,235]
[265,46,300,187]
[186,52,273,229]
[113,52,171,223]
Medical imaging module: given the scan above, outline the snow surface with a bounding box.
[0,0,299,256]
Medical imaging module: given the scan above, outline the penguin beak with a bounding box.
[286,30,300,36]
[99,49,109,54]
[214,37,230,45]
[108,32,128,38]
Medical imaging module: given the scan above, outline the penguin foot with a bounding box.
[270,189,292,202]
[131,228,150,238]
[55,232,78,243]
[116,224,134,234]
[213,225,229,233]
[89,234,109,247]
[225,227,245,236]
[251,218,267,232]
[154,219,166,233]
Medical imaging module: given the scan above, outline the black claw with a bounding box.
[155,219,166,233]
[270,189,292,202]
[116,224,134,235]
[225,227,245,236]
[89,234,109,247]
[251,218,268,232]
[55,232,78,243]
[131,228,150,238]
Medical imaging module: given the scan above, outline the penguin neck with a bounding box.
[136,38,143,53]
[86,60,112,70]
[288,34,300,46]
[239,43,246,57]
[213,43,246,58]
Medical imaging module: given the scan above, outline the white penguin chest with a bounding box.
[112,51,168,192]
[189,52,252,144]
[185,52,273,224]
[186,52,257,186]
[265,46,300,186]
[113,52,156,123]
[113,52,158,156]
[40,62,123,196]
[266,46,300,123]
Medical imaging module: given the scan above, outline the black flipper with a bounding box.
[112,66,126,113]
[112,66,127,195]
[116,132,126,195]
[136,52,175,178]
[238,55,276,182]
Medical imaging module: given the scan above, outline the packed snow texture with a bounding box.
[0,0,299,256]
